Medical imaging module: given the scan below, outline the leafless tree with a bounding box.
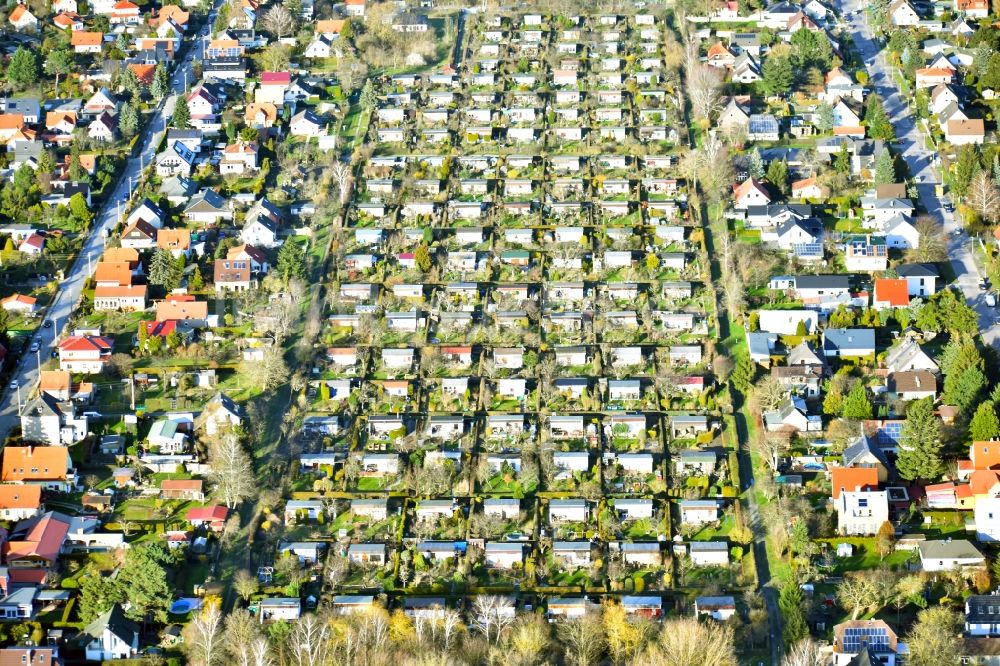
[209,432,256,509]
[250,639,273,666]
[185,604,224,666]
[224,609,261,666]
[968,171,1000,223]
[241,346,289,391]
[259,3,297,39]
[906,216,948,263]
[752,377,787,412]
[232,569,258,602]
[558,612,605,666]
[330,161,354,207]
[287,613,331,666]
[837,572,883,620]
[782,638,825,666]
[471,595,515,645]
[640,617,737,666]
[686,63,724,122]
[751,431,788,475]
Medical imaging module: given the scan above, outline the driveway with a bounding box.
[838,0,1000,346]
[0,7,219,439]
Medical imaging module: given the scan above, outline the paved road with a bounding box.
[0,12,216,439]
[840,0,1000,346]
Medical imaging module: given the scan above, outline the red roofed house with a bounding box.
[791,177,829,200]
[873,278,910,309]
[54,11,85,30]
[18,234,44,255]
[220,140,258,175]
[8,5,38,30]
[111,0,141,24]
[0,486,42,521]
[255,72,291,105]
[71,30,103,53]
[955,0,989,17]
[706,42,736,68]
[93,285,147,311]
[213,259,252,292]
[915,67,954,88]
[4,511,72,568]
[1,447,74,492]
[344,0,365,16]
[153,4,189,27]
[227,244,269,273]
[128,63,156,86]
[830,466,879,500]
[733,177,771,209]
[145,320,177,339]
[959,440,1000,480]
[57,335,113,373]
[1,294,37,314]
[186,505,228,531]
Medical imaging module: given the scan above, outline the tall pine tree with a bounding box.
[896,397,945,481]
[842,381,873,420]
[172,96,191,129]
[970,402,1000,441]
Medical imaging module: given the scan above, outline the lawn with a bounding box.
[356,477,387,491]
[692,513,735,541]
[815,538,914,574]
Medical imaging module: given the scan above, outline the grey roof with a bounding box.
[80,604,137,645]
[823,328,876,354]
[917,539,983,561]
[896,263,939,278]
[159,176,198,199]
[795,274,850,290]
[842,434,890,469]
[847,647,882,666]
[185,188,227,213]
[787,341,823,366]
[965,595,1000,624]
[885,339,935,373]
[689,541,728,552]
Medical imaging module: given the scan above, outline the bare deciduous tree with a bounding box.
[241,346,289,391]
[639,617,737,666]
[558,612,605,666]
[903,215,948,264]
[287,613,331,666]
[837,572,882,620]
[471,595,515,645]
[782,637,825,666]
[224,608,261,666]
[232,569,258,603]
[185,603,224,666]
[967,171,1000,223]
[259,3,297,39]
[209,432,256,509]
[330,161,354,207]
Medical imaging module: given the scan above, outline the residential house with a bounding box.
[837,490,889,535]
[81,605,138,661]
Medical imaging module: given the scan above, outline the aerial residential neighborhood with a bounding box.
[0,0,998,662]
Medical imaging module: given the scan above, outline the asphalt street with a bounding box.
[840,0,1000,347]
[0,13,216,439]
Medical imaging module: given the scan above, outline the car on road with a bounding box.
[29,342,39,353]
[988,293,997,308]
[42,320,51,328]
[8,381,17,391]
[981,278,992,291]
